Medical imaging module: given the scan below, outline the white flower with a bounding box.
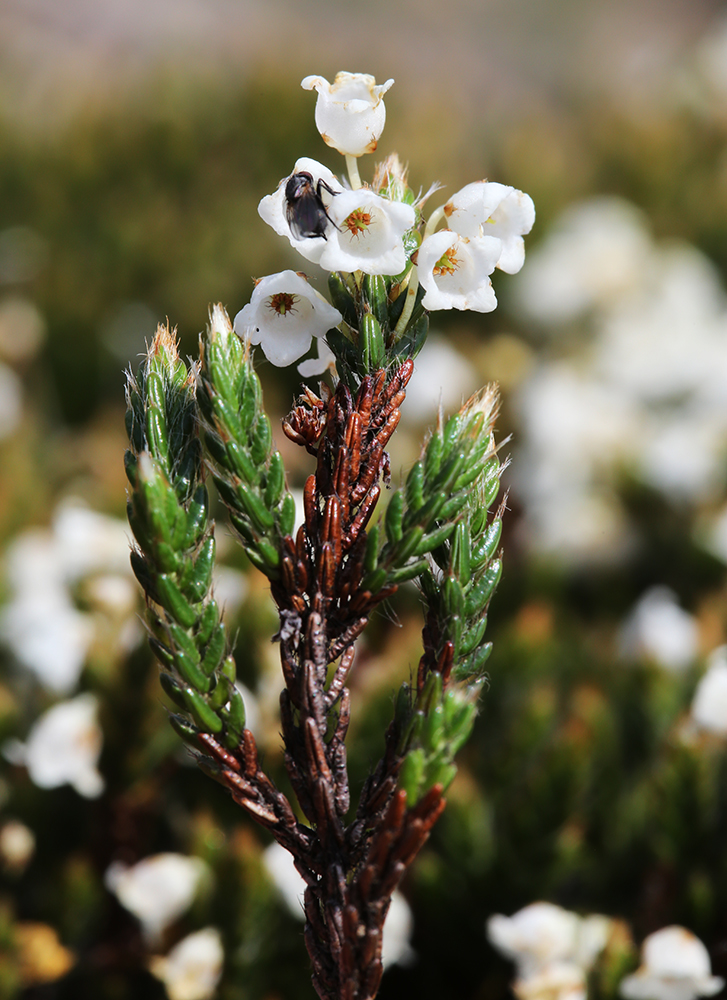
[487,903,582,979]
[619,587,699,672]
[233,271,342,368]
[258,157,343,265]
[690,646,727,735]
[5,693,104,798]
[301,72,394,157]
[381,890,416,969]
[514,197,654,326]
[0,500,137,693]
[487,903,612,982]
[445,181,535,274]
[297,337,336,378]
[262,841,304,918]
[319,188,415,275]
[620,926,724,1000]
[418,230,502,312]
[0,362,22,439]
[1,584,93,694]
[514,962,586,1000]
[105,853,209,944]
[262,842,414,967]
[401,334,478,425]
[53,501,133,580]
[0,819,35,871]
[149,927,224,1000]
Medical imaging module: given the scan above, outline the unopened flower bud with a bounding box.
[301,72,394,157]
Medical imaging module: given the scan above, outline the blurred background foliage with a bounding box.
[2,0,727,997]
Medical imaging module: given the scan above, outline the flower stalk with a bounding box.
[124,70,533,1000]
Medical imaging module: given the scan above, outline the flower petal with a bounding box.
[301,72,394,156]
[418,230,501,312]
[234,271,342,367]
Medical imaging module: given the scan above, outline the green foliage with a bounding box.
[125,325,245,750]
[196,309,295,579]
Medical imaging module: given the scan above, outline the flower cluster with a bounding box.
[487,902,613,1000]
[234,72,534,372]
[487,904,724,1000]
[511,196,727,564]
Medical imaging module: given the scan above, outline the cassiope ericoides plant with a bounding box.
[124,71,533,1000]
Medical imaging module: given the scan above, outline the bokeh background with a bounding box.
[2,0,727,997]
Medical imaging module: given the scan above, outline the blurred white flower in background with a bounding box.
[619,587,699,671]
[4,693,104,798]
[262,842,415,968]
[511,361,638,562]
[149,927,224,1000]
[692,14,727,106]
[592,244,725,404]
[516,198,653,326]
[105,853,210,945]
[688,646,727,736]
[487,902,612,1000]
[619,926,724,1000]
[0,363,23,439]
[0,297,45,362]
[0,818,36,872]
[0,499,139,693]
[510,196,727,563]
[262,841,304,917]
[514,962,587,1000]
[402,334,478,426]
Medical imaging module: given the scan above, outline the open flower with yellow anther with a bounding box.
[232,271,342,367]
[301,72,393,158]
[444,180,535,274]
[319,187,415,274]
[417,229,502,312]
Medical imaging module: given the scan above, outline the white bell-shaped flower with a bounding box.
[258,158,343,265]
[487,901,613,997]
[149,927,224,1000]
[619,587,699,672]
[5,693,104,798]
[319,188,415,275]
[301,72,394,156]
[514,961,587,1000]
[297,337,336,378]
[105,853,209,944]
[233,271,342,367]
[690,647,727,735]
[487,902,582,979]
[620,926,724,1000]
[445,181,535,274]
[418,230,502,312]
